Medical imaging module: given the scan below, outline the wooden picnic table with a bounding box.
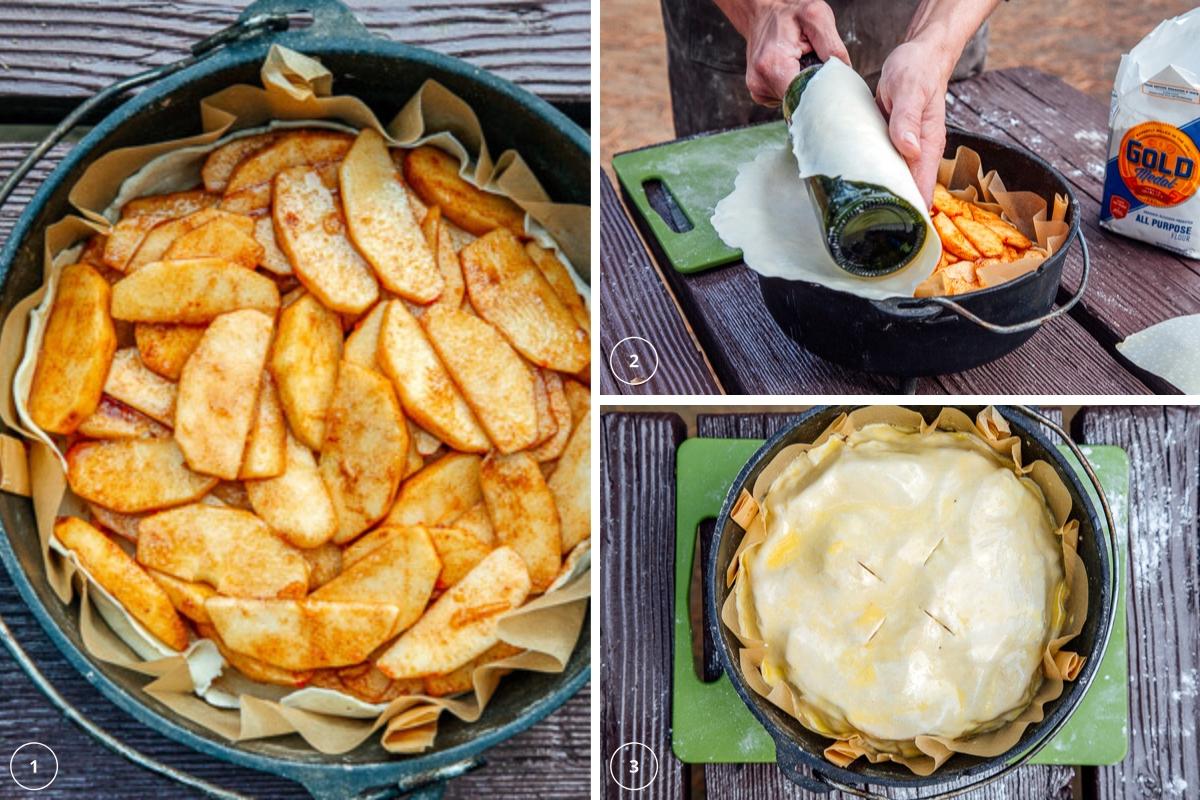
[0,2,589,798]
[600,68,1200,394]
[601,407,1200,799]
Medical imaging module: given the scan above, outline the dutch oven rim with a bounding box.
[0,4,590,795]
[704,404,1114,795]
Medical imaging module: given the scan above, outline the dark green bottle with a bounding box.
[782,56,927,278]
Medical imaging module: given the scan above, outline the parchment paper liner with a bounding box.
[721,406,1086,776]
[915,146,1071,297]
[0,46,590,755]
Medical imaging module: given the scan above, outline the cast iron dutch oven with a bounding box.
[759,130,1090,377]
[705,406,1117,798]
[0,1,589,798]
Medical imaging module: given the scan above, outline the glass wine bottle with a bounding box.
[782,56,927,278]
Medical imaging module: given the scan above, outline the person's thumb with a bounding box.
[887,93,923,162]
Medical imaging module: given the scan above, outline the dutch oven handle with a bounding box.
[286,758,485,800]
[774,405,1121,800]
[237,0,370,39]
[1,600,479,800]
[0,607,251,800]
[0,10,297,212]
[928,233,1091,335]
[871,232,1091,335]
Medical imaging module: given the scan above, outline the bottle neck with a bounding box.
[777,65,825,123]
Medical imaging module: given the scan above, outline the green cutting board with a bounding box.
[611,121,788,274]
[672,438,1129,766]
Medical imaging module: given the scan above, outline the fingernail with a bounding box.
[903,131,919,148]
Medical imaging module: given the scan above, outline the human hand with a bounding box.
[876,39,955,206]
[738,0,850,106]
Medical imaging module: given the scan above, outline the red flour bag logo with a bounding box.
[1117,121,1200,207]
[1109,195,1130,219]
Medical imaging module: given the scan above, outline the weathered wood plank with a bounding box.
[0,1,589,106]
[935,325,1152,393]
[600,172,722,395]
[601,412,687,800]
[1079,406,1200,800]
[0,570,294,798]
[0,142,71,243]
[630,229,931,393]
[696,410,1074,799]
[947,69,1200,349]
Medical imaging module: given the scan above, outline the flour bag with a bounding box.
[1100,8,1200,258]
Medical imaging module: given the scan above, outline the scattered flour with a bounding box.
[1074,129,1107,144]
[1171,669,1198,702]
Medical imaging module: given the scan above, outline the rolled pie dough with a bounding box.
[712,59,941,300]
[741,424,1064,742]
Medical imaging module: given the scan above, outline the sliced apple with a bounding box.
[127,208,227,272]
[461,229,589,373]
[137,503,309,599]
[103,348,177,426]
[341,129,442,302]
[480,452,562,593]
[110,258,280,324]
[319,361,409,543]
[205,596,399,671]
[376,546,530,679]
[201,132,277,192]
[28,263,116,434]
[421,206,465,310]
[528,371,572,461]
[403,145,525,237]
[254,214,292,275]
[272,165,379,314]
[421,306,538,454]
[376,300,490,453]
[134,323,206,381]
[300,542,343,590]
[148,568,217,625]
[549,411,589,552]
[429,526,493,590]
[225,130,353,194]
[312,525,440,635]
[385,452,482,528]
[343,301,385,369]
[246,431,337,549]
[77,396,170,440]
[163,214,264,269]
[269,292,342,451]
[526,241,589,332]
[239,372,287,479]
[54,517,188,651]
[452,503,495,547]
[174,310,273,480]
[120,189,219,220]
[67,438,217,513]
[197,621,312,688]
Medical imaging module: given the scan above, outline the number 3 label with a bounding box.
[609,742,658,791]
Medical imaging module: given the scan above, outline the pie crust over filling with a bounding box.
[740,424,1066,743]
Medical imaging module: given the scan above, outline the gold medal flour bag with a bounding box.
[1100,8,1200,258]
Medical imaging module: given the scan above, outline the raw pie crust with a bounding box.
[739,423,1066,745]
